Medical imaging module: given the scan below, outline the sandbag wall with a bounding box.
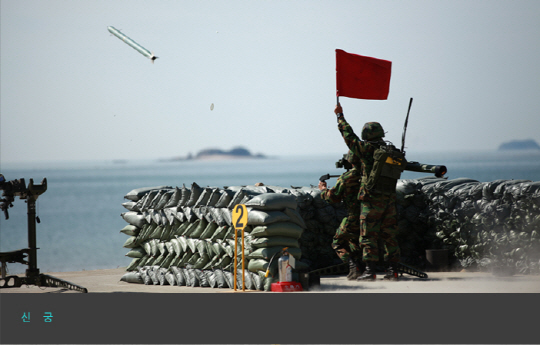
[119,183,345,290]
[396,177,540,274]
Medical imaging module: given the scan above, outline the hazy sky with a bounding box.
[2,0,540,164]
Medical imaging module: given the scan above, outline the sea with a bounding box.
[1,150,540,275]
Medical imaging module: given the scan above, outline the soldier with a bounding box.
[318,151,365,280]
[334,103,401,281]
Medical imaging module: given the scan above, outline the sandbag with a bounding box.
[227,189,247,209]
[248,247,302,260]
[247,210,290,226]
[250,236,299,248]
[213,269,227,288]
[186,183,203,207]
[126,258,141,271]
[177,185,191,207]
[126,247,146,258]
[215,189,235,208]
[250,222,304,239]
[155,190,173,210]
[244,193,297,211]
[123,236,139,249]
[120,224,140,236]
[124,186,172,201]
[138,267,152,285]
[122,201,138,211]
[121,212,147,227]
[194,269,210,287]
[121,271,143,284]
[195,188,213,207]
[170,266,186,286]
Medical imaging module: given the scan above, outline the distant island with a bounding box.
[166,146,267,161]
[498,139,540,151]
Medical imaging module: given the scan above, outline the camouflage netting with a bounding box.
[118,177,540,289]
[397,177,540,275]
[119,183,345,290]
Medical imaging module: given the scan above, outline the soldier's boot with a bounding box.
[346,257,364,280]
[383,262,399,281]
[356,262,376,281]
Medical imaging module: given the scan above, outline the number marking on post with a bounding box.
[233,204,247,231]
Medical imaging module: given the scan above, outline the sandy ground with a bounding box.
[1,267,539,293]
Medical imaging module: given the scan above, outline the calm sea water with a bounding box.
[1,150,540,274]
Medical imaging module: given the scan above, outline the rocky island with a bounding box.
[168,146,266,161]
[498,139,540,151]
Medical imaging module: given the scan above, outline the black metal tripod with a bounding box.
[0,177,88,293]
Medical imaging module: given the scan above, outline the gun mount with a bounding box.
[0,174,88,293]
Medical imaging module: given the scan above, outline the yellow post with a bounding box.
[241,227,245,291]
[232,204,248,292]
[233,227,238,291]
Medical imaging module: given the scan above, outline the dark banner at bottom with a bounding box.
[0,293,537,344]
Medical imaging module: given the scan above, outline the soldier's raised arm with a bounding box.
[334,104,362,156]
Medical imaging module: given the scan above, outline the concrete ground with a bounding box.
[1,267,539,293]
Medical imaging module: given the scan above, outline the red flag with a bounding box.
[336,49,392,100]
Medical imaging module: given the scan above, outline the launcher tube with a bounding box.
[406,161,447,177]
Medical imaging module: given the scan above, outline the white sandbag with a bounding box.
[170,266,186,286]
[170,238,183,256]
[120,271,144,284]
[165,271,177,286]
[120,224,140,236]
[121,212,147,227]
[138,267,152,285]
[122,201,138,211]
[123,236,139,249]
[194,269,210,287]
[213,269,227,288]
[126,247,146,258]
[157,268,169,285]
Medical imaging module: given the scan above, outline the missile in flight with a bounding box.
[107,26,158,63]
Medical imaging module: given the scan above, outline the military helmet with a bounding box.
[361,122,385,140]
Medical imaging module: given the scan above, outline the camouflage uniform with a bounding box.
[320,166,362,263]
[337,116,401,264]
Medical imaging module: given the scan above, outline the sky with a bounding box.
[1,0,540,164]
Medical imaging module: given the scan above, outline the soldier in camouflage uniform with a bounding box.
[318,150,365,280]
[334,103,400,281]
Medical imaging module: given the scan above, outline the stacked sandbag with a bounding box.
[119,184,323,290]
[288,187,348,269]
[396,177,540,274]
[119,177,540,287]
[242,192,311,290]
